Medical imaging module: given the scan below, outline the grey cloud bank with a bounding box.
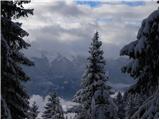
[20,0,157,59]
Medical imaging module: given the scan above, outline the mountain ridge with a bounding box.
[23,54,134,99]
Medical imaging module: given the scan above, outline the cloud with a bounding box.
[19,0,157,59]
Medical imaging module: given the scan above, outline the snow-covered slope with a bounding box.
[29,95,78,119]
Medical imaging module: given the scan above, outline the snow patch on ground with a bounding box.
[29,95,78,119]
[59,97,78,112]
[29,95,49,118]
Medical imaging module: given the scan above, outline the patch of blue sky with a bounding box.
[75,0,101,8]
[75,0,145,8]
[121,1,145,6]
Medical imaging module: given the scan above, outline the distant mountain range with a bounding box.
[23,54,134,100]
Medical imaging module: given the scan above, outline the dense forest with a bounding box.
[1,0,159,119]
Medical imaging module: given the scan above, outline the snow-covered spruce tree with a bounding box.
[1,1,34,118]
[28,101,39,119]
[124,92,146,118]
[125,95,137,118]
[1,97,12,119]
[73,32,117,119]
[120,8,159,119]
[116,92,125,119]
[42,92,64,119]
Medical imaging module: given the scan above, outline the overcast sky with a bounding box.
[20,0,157,59]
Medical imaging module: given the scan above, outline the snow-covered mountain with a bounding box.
[23,54,134,99]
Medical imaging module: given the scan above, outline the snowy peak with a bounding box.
[51,53,73,65]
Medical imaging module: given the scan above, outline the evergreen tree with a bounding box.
[1,97,11,119]
[123,92,146,119]
[28,101,39,119]
[73,32,117,119]
[1,0,34,118]
[120,8,159,118]
[116,92,125,119]
[125,95,137,118]
[42,92,64,119]
[131,90,159,118]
